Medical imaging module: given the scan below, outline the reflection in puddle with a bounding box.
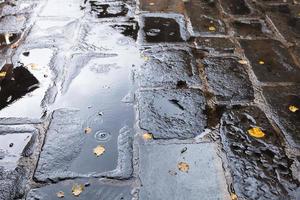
[0,48,53,118]
[0,33,20,50]
[89,1,128,18]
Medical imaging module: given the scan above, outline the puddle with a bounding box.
[89,1,128,18]
[27,178,132,200]
[111,21,139,40]
[0,33,20,50]
[232,20,271,38]
[220,0,251,15]
[0,48,54,118]
[143,17,183,43]
[0,133,32,170]
[50,46,142,173]
[220,106,299,199]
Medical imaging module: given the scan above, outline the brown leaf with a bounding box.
[56,191,65,198]
[178,162,189,172]
[93,145,105,156]
[84,127,92,134]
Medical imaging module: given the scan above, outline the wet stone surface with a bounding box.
[138,46,201,88]
[137,89,206,139]
[232,20,272,38]
[220,106,300,200]
[27,178,132,200]
[203,57,254,102]
[0,15,27,33]
[220,0,251,15]
[240,39,300,83]
[193,37,236,54]
[263,85,300,148]
[139,142,230,200]
[142,16,184,43]
[88,1,129,18]
[139,0,185,13]
[185,0,226,36]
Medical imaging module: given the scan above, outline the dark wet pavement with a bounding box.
[0,0,300,199]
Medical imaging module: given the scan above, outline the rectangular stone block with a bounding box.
[220,0,251,15]
[138,46,201,88]
[139,142,230,200]
[203,57,254,102]
[137,89,206,139]
[194,37,236,54]
[240,39,300,83]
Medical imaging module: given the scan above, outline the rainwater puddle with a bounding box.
[111,21,139,40]
[143,17,183,43]
[89,1,128,18]
[0,133,32,170]
[0,48,53,118]
[51,49,142,173]
[139,0,185,13]
[220,0,251,15]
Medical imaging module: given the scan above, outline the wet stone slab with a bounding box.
[138,46,201,88]
[185,0,225,36]
[27,178,132,200]
[0,1,37,16]
[39,0,84,18]
[193,37,236,54]
[139,0,185,14]
[240,39,300,83]
[263,85,300,148]
[141,16,184,43]
[0,32,21,51]
[137,89,206,139]
[88,1,129,18]
[264,4,300,44]
[232,20,272,38]
[220,106,300,199]
[139,142,230,200]
[203,57,254,102]
[220,0,251,15]
[0,125,37,200]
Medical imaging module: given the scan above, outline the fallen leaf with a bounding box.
[247,127,265,138]
[231,193,238,200]
[149,2,155,5]
[93,145,105,156]
[26,63,39,70]
[56,191,65,198]
[289,105,299,113]
[208,26,216,32]
[84,127,92,134]
[238,60,248,65]
[142,133,153,140]
[72,184,84,196]
[258,60,265,65]
[178,162,189,172]
[0,72,6,77]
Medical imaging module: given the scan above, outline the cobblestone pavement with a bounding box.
[0,0,300,199]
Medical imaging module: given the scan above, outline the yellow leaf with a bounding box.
[238,60,248,65]
[0,72,6,77]
[208,26,216,32]
[258,60,265,65]
[84,127,92,134]
[26,63,39,70]
[231,193,238,200]
[93,145,105,156]
[142,133,153,140]
[72,184,84,196]
[56,191,65,198]
[247,127,265,138]
[178,162,189,172]
[289,105,299,113]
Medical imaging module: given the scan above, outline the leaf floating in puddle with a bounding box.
[178,162,189,172]
[26,63,39,70]
[84,127,92,134]
[56,191,65,198]
[72,184,84,197]
[208,26,216,32]
[258,60,265,65]
[231,193,238,200]
[238,60,248,65]
[289,105,299,113]
[142,133,153,140]
[0,72,6,77]
[247,127,265,138]
[93,145,105,156]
